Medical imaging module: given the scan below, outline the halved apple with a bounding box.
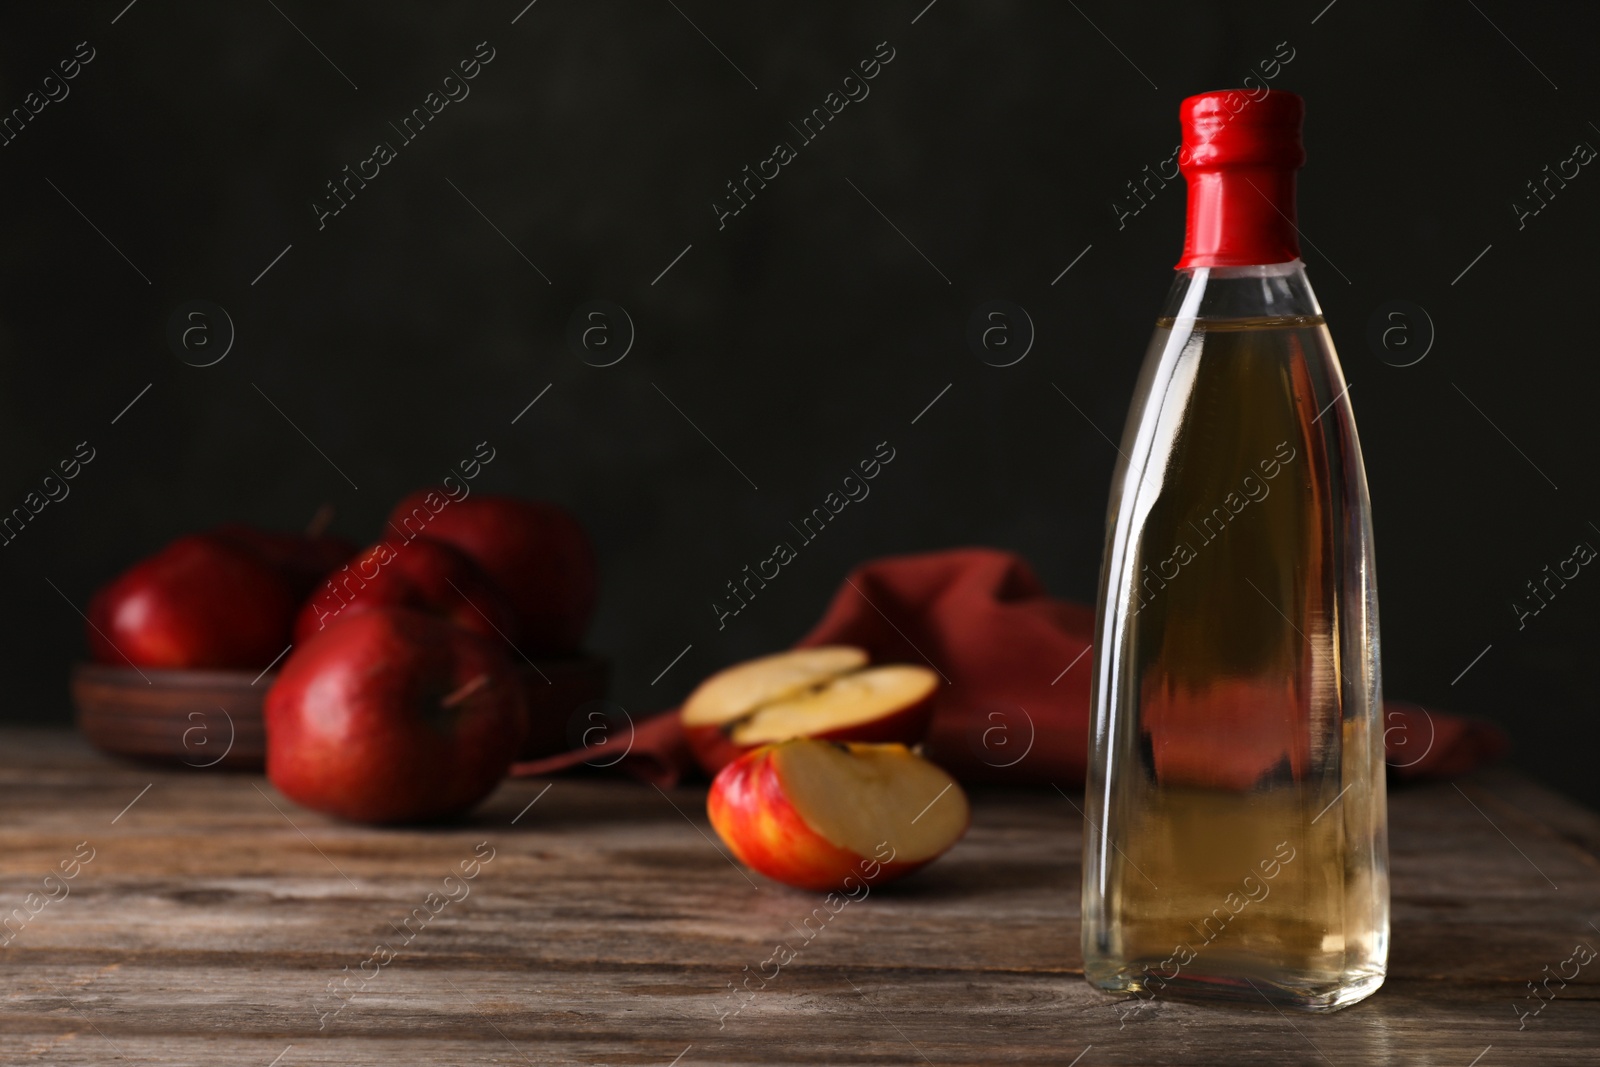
[707,739,970,891]
[680,646,938,775]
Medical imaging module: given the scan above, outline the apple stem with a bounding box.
[305,503,336,538]
[441,673,491,709]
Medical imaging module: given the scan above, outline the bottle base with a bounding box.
[1086,959,1385,1013]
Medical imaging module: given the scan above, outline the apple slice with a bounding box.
[707,739,970,891]
[684,646,868,723]
[680,646,937,774]
[731,666,939,745]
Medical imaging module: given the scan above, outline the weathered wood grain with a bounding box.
[0,729,1596,1065]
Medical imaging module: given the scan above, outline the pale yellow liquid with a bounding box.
[1084,314,1388,1011]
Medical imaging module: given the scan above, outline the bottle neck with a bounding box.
[1177,166,1300,270]
[1158,260,1322,323]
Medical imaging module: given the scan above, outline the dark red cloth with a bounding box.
[512,549,1508,787]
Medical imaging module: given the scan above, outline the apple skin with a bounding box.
[387,490,595,655]
[86,533,299,670]
[265,608,528,824]
[212,523,357,600]
[707,743,937,892]
[683,691,935,778]
[292,536,520,646]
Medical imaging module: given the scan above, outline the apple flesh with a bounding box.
[86,532,299,670]
[386,490,596,655]
[292,535,520,646]
[684,646,867,720]
[680,646,937,775]
[265,607,528,824]
[707,739,970,891]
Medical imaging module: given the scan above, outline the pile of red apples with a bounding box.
[88,507,970,891]
[84,491,594,823]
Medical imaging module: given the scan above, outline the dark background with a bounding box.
[4,1,1597,804]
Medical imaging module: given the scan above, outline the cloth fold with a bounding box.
[512,549,1507,787]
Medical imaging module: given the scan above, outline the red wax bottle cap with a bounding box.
[1176,89,1305,269]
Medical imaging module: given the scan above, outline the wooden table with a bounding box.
[1,729,1596,1065]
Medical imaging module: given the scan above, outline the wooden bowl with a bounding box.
[72,655,610,770]
[72,663,271,769]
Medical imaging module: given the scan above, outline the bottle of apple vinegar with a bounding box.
[1081,90,1388,1010]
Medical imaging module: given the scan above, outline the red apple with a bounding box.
[707,739,970,891]
[86,533,298,670]
[680,646,937,775]
[213,523,357,600]
[386,490,595,654]
[265,608,528,824]
[293,536,520,646]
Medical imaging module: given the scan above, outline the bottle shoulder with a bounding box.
[1155,314,1326,331]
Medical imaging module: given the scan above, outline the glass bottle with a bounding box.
[1081,89,1388,1012]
